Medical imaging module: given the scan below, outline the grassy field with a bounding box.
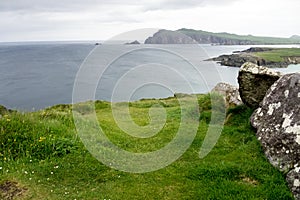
[254,48,300,62]
[0,94,294,199]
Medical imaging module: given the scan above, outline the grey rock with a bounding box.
[251,73,300,199]
[211,82,243,108]
[287,167,300,200]
[238,62,282,109]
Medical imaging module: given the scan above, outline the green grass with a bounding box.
[0,94,294,199]
[254,48,300,62]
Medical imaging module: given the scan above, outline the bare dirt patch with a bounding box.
[0,181,27,200]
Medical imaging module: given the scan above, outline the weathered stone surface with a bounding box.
[211,82,243,108]
[238,62,282,109]
[251,73,300,199]
[287,167,300,200]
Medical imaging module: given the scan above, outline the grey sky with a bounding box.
[0,0,299,42]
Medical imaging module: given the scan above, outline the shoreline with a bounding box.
[206,47,300,68]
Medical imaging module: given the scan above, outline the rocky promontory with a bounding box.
[207,47,300,68]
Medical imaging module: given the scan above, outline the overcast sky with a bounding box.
[0,0,299,42]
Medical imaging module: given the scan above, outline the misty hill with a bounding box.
[290,35,300,40]
[145,29,300,45]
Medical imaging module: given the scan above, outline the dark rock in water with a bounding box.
[238,62,282,109]
[207,53,266,67]
[251,73,300,199]
[125,40,140,45]
[95,43,101,45]
[211,82,243,108]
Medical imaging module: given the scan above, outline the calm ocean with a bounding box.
[0,42,299,111]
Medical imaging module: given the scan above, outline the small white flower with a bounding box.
[38,180,40,183]
[50,190,53,192]
[47,178,50,181]
[29,178,32,180]
[24,171,28,174]
[51,171,53,175]
[32,171,34,174]
[29,160,32,162]
[0,167,2,170]
[54,165,59,169]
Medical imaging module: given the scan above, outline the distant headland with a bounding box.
[144,29,300,45]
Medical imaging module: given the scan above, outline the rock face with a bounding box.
[238,62,282,109]
[251,73,300,199]
[145,30,196,44]
[211,82,243,108]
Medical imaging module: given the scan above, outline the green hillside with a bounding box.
[177,28,300,45]
[0,95,294,199]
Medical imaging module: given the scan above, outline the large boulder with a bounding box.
[238,62,282,109]
[211,82,243,108]
[251,73,300,199]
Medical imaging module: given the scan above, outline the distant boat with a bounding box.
[95,43,101,45]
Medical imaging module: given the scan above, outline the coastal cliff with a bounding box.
[144,30,196,44]
[144,29,300,45]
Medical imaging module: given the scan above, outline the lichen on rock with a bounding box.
[251,73,300,199]
[238,62,282,109]
[211,82,243,108]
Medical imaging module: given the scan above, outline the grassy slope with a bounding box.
[0,95,294,199]
[178,28,300,44]
[254,48,300,62]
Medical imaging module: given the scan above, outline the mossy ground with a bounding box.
[0,94,294,199]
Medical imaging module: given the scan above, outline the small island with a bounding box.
[124,40,140,45]
[207,47,300,68]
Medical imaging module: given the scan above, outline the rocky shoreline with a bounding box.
[207,47,300,68]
